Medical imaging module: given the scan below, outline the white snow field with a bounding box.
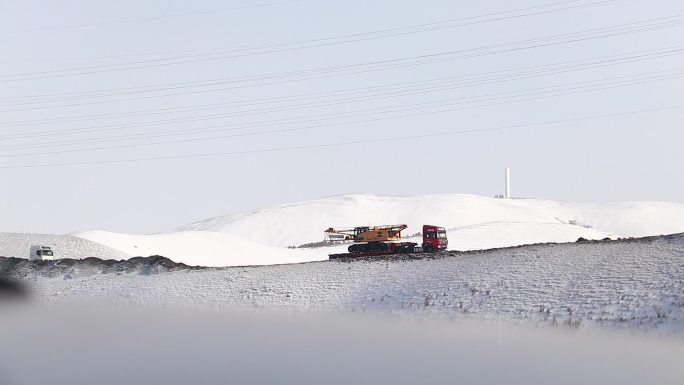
[84,194,684,266]
[6,209,684,385]
[0,233,129,261]
[4,194,684,267]
[178,194,684,247]
[26,234,684,333]
[72,230,321,267]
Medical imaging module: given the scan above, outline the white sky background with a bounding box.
[0,0,683,234]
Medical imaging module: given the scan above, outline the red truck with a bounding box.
[326,224,448,259]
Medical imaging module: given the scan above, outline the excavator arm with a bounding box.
[324,224,407,243]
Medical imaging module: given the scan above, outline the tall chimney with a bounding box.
[505,168,511,198]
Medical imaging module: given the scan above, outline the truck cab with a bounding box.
[29,245,54,261]
[422,225,448,251]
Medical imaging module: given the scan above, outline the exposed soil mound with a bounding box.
[0,255,201,280]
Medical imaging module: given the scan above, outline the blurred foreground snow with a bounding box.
[14,234,684,332]
[0,304,682,385]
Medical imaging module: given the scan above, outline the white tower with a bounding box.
[505,168,511,198]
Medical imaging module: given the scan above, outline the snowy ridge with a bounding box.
[445,221,613,251]
[24,234,684,332]
[177,194,684,247]
[5,193,684,267]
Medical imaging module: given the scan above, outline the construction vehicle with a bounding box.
[326,224,448,259]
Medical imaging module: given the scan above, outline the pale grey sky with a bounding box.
[1,0,683,234]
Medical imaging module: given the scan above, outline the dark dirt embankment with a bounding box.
[0,255,202,280]
[2,233,682,278]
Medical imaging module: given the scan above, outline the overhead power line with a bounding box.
[2,1,303,35]
[1,15,682,113]
[2,41,681,109]
[0,67,682,155]
[1,63,682,144]
[0,104,681,169]
[0,0,610,68]
[1,44,681,129]
[0,0,639,82]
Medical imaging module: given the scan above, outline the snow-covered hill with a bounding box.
[177,194,684,248]
[0,233,129,261]
[73,230,320,267]
[444,221,613,251]
[5,194,684,267]
[21,234,684,332]
[10,235,684,384]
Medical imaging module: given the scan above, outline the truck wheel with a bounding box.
[424,244,432,253]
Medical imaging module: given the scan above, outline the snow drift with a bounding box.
[178,194,684,247]
[73,230,321,267]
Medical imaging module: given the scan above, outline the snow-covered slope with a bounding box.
[57,193,684,267]
[73,230,322,267]
[178,194,684,247]
[0,233,130,260]
[445,221,613,251]
[24,234,684,332]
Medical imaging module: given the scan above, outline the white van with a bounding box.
[29,245,54,261]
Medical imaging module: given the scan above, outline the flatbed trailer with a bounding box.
[328,242,422,259]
